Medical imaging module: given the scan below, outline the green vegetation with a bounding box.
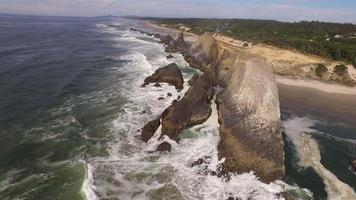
[153,18,356,64]
[334,64,348,75]
[315,64,328,77]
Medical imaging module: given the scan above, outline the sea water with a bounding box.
[0,14,355,200]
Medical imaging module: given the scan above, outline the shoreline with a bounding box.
[139,20,356,126]
[137,20,197,42]
[276,76,356,95]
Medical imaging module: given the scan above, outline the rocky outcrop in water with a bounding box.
[165,31,189,53]
[216,55,285,183]
[141,118,161,142]
[142,63,184,91]
[140,30,285,183]
[157,74,213,151]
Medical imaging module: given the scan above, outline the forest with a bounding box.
[153,18,356,66]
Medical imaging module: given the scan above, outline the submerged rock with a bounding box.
[166,54,174,59]
[216,55,285,183]
[141,118,161,142]
[142,63,184,91]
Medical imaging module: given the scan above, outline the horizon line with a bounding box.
[1,12,355,25]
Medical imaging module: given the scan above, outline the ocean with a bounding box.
[0,14,355,200]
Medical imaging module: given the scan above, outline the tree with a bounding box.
[315,64,328,77]
[334,64,348,76]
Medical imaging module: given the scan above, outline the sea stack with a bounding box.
[216,55,285,183]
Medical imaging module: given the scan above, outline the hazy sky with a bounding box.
[1,0,356,23]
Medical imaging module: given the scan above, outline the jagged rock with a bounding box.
[167,93,172,97]
[190,156,211,167]
[226,197,241,200]
[176,31,185,43]
[158,34,174,45]
[153,83,161,87]
[165,32,189,53]
[216,55,285,183]
[166,54,174,59]
[156,142,171,152]
[184,33,219,75]
[142,63,184,91]
[159,75,213,141]
[141,118,161,142]
[158,97,165,100]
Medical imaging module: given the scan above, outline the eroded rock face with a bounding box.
[216,55,285,183]
[184,33,219,76]
[141,118,161,142]
[142,63,184,91]
[155,34,174,45]
[165,31,189,53]
[156,142,172,152]
[159,74,213,141]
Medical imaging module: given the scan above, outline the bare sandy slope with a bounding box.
[140,21,356,95]
[214,34,356,83]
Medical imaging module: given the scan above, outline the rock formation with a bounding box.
[141,118,161,142]
[216,55,285,183]
[142,63,184,91]
[157,74,213,150]
[165,31,189,53]
[141,30,285,183]
[156,34,174,45]
[183,33,220,84]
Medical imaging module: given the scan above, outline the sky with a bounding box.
[0,0,355,23]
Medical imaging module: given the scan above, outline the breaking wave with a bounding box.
[82,22,305,200]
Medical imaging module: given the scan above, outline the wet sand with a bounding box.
[278,82,356,126]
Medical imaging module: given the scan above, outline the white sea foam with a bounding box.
[283,117,356,200]
[81,160,99,200]
[82,23,301,200]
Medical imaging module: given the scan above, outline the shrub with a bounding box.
[315,63,327,77]
[333,64,348,76]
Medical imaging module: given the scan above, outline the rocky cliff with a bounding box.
[216,55,284,182]
[138,29,285,183]
[185,34,285,182]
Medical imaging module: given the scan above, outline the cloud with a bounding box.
[0,0,355,23]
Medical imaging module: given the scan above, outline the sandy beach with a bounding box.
[276,76,356,125]
[137,20,197,42]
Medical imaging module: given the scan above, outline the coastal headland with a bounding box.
[130,19,356,199]
[138,20,356,126]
